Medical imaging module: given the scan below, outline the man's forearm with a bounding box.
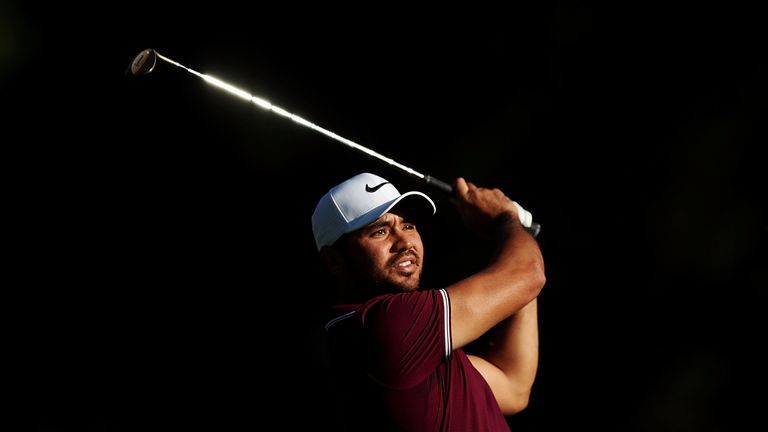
[483,298,539,391]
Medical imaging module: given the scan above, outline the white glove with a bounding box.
[513,201,533,229]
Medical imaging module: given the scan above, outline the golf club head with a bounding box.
[126,48,157,76]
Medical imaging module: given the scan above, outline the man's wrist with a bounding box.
[492,211,522,237]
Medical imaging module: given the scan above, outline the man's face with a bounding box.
[343,210,425,293]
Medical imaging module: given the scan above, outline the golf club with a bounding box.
[126,48,542,237]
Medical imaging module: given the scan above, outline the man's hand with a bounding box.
[453,177,521,239]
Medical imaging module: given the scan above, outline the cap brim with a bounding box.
[344,191,436,235]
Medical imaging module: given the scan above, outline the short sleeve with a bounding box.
[359,289,452,389]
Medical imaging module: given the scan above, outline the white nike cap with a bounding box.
[312,172,437,250]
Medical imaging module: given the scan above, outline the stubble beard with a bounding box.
[370,273,420,294]
[374,254,423,293]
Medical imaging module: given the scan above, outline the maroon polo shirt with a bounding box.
[325,289,510,431]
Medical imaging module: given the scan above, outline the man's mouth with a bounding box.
[393,255,418,272]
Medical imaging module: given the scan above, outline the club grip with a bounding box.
[424,174,542,238]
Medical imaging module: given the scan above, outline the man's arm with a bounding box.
[445,178,545,412]
[467,299,538,414]
[446,178,545,350]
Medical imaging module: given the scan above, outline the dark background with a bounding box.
[5,3,765,431]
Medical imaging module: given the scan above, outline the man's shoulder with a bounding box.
[326,289,444,330]
[360,289,445,322]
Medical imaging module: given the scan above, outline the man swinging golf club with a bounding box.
[314,172,545,431]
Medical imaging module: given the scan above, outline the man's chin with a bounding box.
[388,278,420,293]
[371,272,421,294]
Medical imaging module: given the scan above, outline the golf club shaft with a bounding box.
[155,52,435,178]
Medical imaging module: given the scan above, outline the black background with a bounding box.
[5,3,766,431]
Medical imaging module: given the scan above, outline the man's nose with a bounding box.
[391,230,414,252]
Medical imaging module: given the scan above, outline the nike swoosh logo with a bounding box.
[365,182,390,193]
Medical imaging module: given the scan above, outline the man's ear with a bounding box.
[319,245,345,276]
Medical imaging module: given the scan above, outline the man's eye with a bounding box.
[372,229,387,236]
[403,224,416,230]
